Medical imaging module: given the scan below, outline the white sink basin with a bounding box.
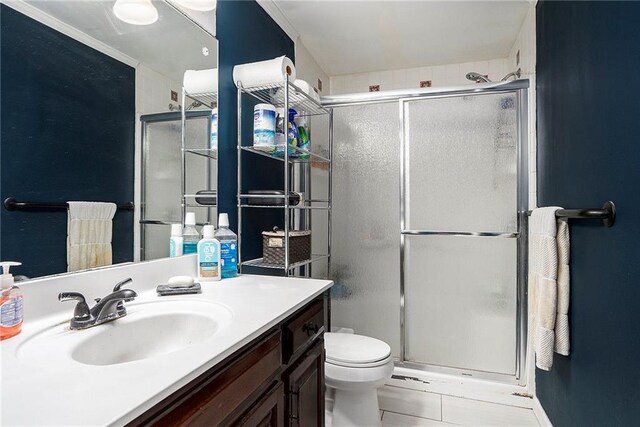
[17,299,234,366]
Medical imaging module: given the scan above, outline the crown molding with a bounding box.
[256,0,299,43]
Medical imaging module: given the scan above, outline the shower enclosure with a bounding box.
[323,80,528,384]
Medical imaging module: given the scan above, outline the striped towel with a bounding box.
[529,207,571,371]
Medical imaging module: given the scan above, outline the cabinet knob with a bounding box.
[303,322,319,336]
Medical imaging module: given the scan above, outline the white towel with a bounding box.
[528,207,571,371]
[67,202,117,272]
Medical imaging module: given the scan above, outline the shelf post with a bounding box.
[237,85,243,273]
[284,77,290,275]
[327,109,333,278]
[181,88,187,227]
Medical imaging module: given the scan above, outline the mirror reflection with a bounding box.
[0,0,218,278]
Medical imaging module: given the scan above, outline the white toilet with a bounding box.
[324,332,394,427]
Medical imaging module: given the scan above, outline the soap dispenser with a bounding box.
[0,261,23,341]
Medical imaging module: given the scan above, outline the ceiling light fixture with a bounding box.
[171,0,216,12]
[113,0,159,26]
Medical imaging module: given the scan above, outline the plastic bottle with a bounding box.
[169,223,183,257]
[296,115,310,159]
[288,108,300,157]
[197,225,221,282]
[182,212,199,255]
[210,108,218,153]
[215,213,238,279]
[0,261,23,341]
[275,107,286,156]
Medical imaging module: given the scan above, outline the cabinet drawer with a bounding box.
[130,330,282,427]
[283,300,325,363]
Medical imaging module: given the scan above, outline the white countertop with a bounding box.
[1,264,332,427]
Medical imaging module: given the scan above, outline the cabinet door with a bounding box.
[286,339,325,427]
[235,382,285,427]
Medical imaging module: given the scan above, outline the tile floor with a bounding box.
[377,385,541,427]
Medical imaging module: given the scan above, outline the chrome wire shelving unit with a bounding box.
[237,78,333,276]
[181,88,217,225]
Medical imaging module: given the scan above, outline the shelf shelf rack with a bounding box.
[236,78,333,276]
[181,88,218,226]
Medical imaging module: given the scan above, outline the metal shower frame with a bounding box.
[322,79,530,385]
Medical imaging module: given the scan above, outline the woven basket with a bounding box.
[262,227,311,266]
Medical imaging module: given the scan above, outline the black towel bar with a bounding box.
[528,201,616,227]
[3,197,134,211]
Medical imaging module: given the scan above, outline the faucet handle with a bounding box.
[113,279,134,315]
[113,277,133,292]
[59,292,91,320]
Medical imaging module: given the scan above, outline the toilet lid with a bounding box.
[325,333,391,366]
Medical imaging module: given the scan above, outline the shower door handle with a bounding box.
[401,230,518,238]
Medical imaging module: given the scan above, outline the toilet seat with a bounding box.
[324,333,394,427]
[325,333,392,368]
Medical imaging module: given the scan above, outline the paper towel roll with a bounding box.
[233,56,296,88]
[183,68,218,94]
[271,79,320,107]
[293,79,321,103]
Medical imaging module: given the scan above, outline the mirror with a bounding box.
[0,0,218,278]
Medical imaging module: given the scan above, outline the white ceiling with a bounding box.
[273,0,530,76]
[20,0,217,83]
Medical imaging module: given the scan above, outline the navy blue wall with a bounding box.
[217,0,294,269]
[0,5,135,278]
[536,2,640,425]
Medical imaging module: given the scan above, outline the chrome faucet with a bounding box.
[59,278,138,330]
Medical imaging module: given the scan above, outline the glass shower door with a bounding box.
[330,102,401,357]
[402,92,521,376]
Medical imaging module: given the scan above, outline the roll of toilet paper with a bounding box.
[233,56,296,89]
[183,68,218,95]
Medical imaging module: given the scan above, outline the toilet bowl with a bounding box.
[325,333,394,427]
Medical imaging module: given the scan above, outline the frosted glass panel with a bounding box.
[404,93,518,232]
[405,235,517,375]
[143,116,215,260]
[330,103,401,357]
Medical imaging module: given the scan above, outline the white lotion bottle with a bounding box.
[169,224,183,257]
[197,225,221,282]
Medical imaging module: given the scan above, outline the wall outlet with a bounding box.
[420,80,432,88]
[369,85,380,92]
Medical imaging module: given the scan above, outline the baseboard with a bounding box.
[532,397,553,427]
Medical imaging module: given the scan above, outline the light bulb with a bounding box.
[113,0,159,26]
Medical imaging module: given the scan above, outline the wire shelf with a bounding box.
[240,145,329,163]
[240,254,330,271]
[185,91,217,109]
[239,81,328,116]
[238,204,330,210]
[183,148,217,160]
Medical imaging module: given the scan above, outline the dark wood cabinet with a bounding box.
[235,382,285,427]
[285,339,325,427]
[128,294,327,427]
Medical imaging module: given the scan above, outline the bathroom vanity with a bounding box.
[0,256,332,426]
[129,297,327,426]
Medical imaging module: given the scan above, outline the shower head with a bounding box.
[501,68,522,81]
[466,72,491,83]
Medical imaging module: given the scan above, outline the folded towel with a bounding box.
[555,219,571,356]
[67,202,117,272]
[529,207,571,370]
